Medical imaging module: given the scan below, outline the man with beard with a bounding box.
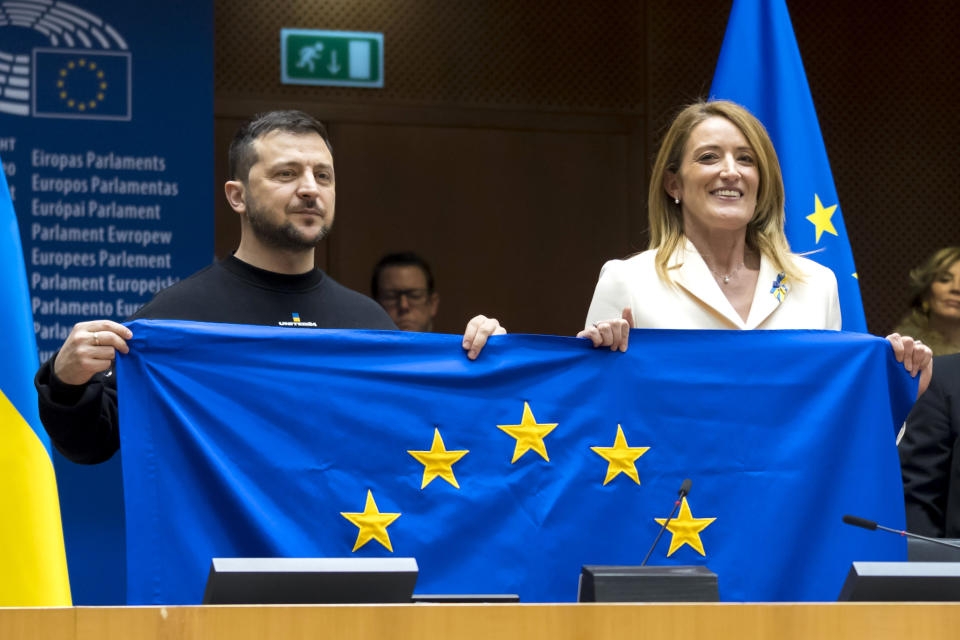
[35,110,504,464]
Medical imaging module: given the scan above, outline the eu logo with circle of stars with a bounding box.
[33,48,131,120]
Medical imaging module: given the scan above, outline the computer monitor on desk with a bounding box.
[907,538,960,562]
[578,565,718,602]
[202,557,418,604]
[837,561,960,601]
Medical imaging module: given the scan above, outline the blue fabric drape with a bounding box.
[118,320,913,603]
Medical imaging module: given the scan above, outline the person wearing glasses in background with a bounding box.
[372,252,440,332]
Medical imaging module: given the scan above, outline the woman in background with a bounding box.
[894,247,960,356]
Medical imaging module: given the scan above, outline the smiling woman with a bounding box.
[577,100,932,394]
[895,247,960,355]
[582,100,832,334]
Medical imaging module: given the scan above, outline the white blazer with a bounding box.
[584,241,842,331]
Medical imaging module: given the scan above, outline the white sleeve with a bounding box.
[584,260,633,329]
[825,269,842,331]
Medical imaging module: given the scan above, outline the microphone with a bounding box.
[842,514,960,551]
[641,479,692,566]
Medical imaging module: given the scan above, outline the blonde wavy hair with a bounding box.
[648,100,801,282]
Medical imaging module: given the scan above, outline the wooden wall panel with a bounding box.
[215,0,644,112]
[329,122,633,335]
[788,2,960,334]
[213,0,960,337]
[213,0,646,336]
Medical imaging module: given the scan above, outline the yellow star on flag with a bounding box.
[497,402,557,462]
[590,424,649,485]
[340,490,401,552]
[408,428,469,489]
[805,193,839,243]
[653,497,716,557]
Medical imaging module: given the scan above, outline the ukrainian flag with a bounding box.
[0,155,71,606]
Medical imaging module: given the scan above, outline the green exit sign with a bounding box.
[281,29,384,88]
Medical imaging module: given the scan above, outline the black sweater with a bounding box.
[35,256,396,464]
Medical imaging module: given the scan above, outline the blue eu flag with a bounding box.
[33,48,131,120]
[710,0,867,332]
[117,321,913,604]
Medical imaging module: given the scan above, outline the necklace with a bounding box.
[711,262,744,284]
[695,245,753,285]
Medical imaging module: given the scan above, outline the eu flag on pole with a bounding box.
[710,0,867,332]
[117,320,913,604]
[0,155,71,606]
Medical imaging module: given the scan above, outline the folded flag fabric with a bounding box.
[117,320,914,604]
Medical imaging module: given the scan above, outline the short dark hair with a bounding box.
[371,252,435,299]
[228,110,333,182]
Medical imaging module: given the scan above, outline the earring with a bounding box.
[674,197,680,205]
